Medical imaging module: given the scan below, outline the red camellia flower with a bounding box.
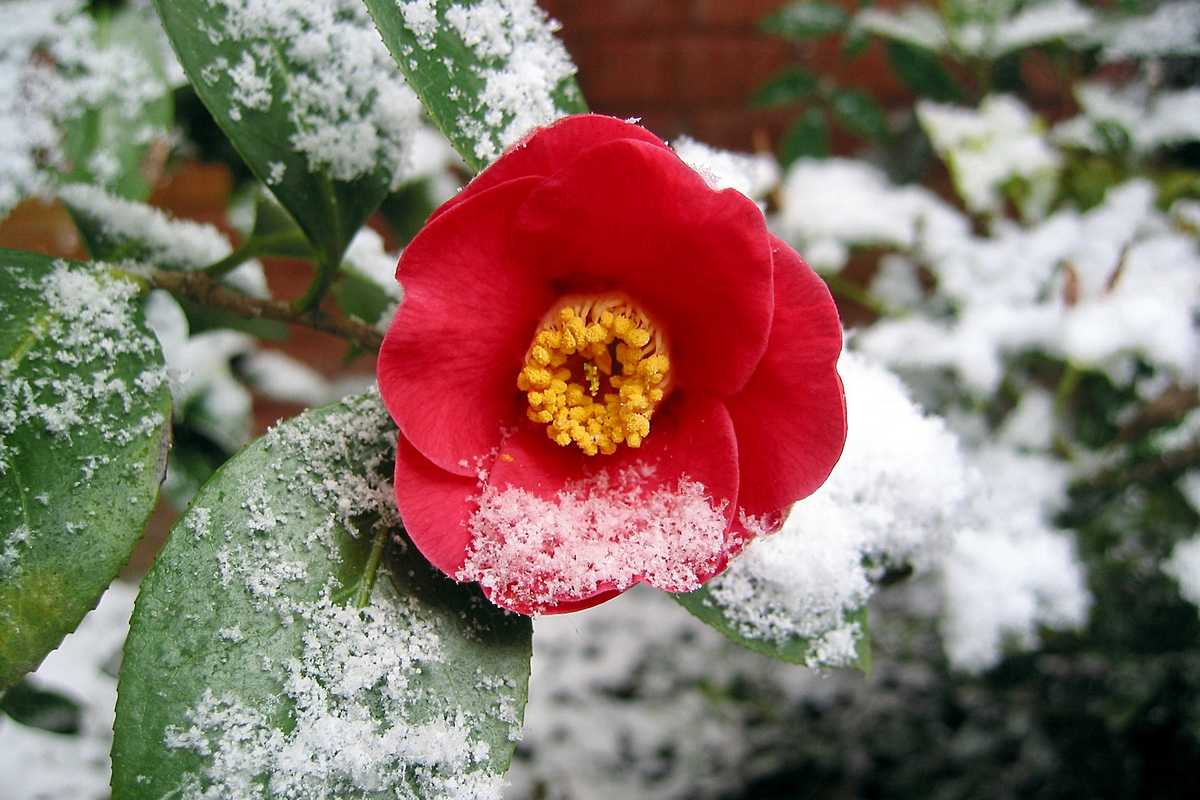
[377,114,846,615]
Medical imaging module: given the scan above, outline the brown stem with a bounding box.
[1118,386,1200,443]
[145,269,383,352]
[1079,438,1200,491]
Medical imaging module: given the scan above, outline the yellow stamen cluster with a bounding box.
[518,296,671,455]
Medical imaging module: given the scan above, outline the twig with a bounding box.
[1077,438,1200,491]
[1118,386,1200,443]
[144,269,383,352]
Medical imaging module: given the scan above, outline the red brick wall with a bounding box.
[539,0,906,152]
[539,0,794,150]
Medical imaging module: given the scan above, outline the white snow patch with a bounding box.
[775,158,967,271]
[918,95,1061,218]
[0,583,136,800]
[938,449,1091,672]
[672,136,779,202]
[703,351,970,667]
[462,465,729,613]
[1164,535,1200,610]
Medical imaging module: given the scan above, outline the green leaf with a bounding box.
[886,40,962,102]
[674,586,871,672]
[761,1,849,39]
[244,191,318,261]
[334,266,397,330]
[831,87,889,140]
[363,0,588,173]
[151,0,398,265]
[1,678,83,734]
[753,68,821,109]
[780,108,831,165]
[378,180,440,246]
[113,393,532,799]
[60,5,173,201]
[0,249,171,690]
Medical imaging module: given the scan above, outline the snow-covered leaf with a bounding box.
[61,185,245,273]
[363,0,586,172]
[1098,0,1200,63]
[60,184,286,339]
[673,589,871,671]
[917,95,1061,218]
[152,0,425,265]
[112,392,532,799]
[0,249,171,689]
[0,0,175,219]
[60,5,174,201]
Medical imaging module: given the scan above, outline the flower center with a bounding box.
[517,294,671,456]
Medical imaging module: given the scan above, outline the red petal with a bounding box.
[726,237,846,517]
[521,589,622,616]
[378,177,555,476]
[394,435,631,618]
[392,434,481,576]
[464,392,741,614]
[513,139,774,397]
[431,114,668,223]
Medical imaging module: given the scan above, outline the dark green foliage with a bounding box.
[886,41,962,103]
[780,109,831,164]
[1,679,83,734]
